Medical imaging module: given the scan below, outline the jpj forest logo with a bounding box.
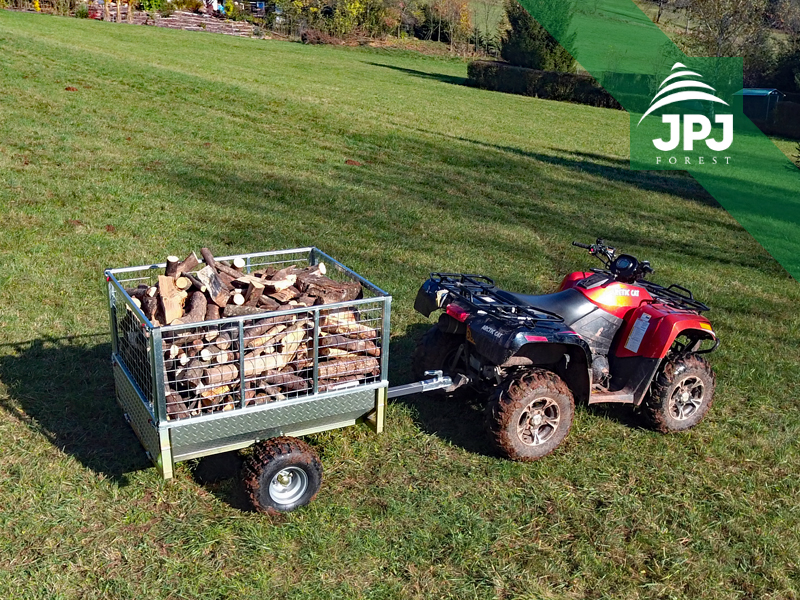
[638,62,733,167]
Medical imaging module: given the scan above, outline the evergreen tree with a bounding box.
[500,0,576,72]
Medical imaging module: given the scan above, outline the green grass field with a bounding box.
[1,10,800,599]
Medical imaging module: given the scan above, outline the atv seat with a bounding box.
[494,288,598,326]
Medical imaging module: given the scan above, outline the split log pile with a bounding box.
[122,248,381,420]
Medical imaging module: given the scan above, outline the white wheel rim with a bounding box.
[268,467,309,505]
[516,397,560,446]
[668,375,705,421]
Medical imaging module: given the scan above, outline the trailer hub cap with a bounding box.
[669,375,705,421]
[517,397,560,446]
[269,467,309,504]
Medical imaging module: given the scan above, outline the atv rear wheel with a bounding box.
[487,368,574,461]
[643,354,716,433]
[242,437,323,514]
[411,325,468,398]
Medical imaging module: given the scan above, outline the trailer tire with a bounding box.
[242,437,322,514]
[643,354,715,433]
[411,325,468,399]
[487,368,574,461]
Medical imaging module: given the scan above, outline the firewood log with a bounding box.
[205,303,221,321]
[291,264,327,291]
[201,250,245,281]
[320,347,349,358]
[290,343,312,370]
[232,257,246,270]
[318,376,360,393]
[188,338,203,357]
[280,325,305,363]
[243,351,287,377]
[175,276,192,291]
[231,292,245,306]
[319,334,380,357]
[203,364,238,386]
[182,272,206,293]
[158,275,188,324]
[177,359,204,387]
[295,295,317,307]
[325,322,378,340]
[268,286,300,304]
[172,291,207,326]
[318,356,379,379]
[200,247,219,272]
[197,265,229,307]
[214,330,232,350]
[166,389,191,420]
[246,323,286,349]
[320,308,357,326]
[142,296,158,322]
[176,251,200,275]
[244,281,265,306]
[261,371,309,392]
[257,295,281,311]
[304,276,362,304]
[224,305,268,317]
[165,256,181,278]
[200,346,218,363]
[127,284,149,300]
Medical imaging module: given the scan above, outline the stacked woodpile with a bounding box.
[122,248,381,420]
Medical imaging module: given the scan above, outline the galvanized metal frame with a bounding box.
[105,247,390,479]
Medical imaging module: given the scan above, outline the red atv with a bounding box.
[412,239,718,461]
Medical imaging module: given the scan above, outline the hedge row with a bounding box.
[754,101,800,140]
[467,60,623,110]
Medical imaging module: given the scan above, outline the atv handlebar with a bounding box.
[571,241,592,250]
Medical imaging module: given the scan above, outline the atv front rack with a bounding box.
[637,279,710,313]
[430,273,564,324]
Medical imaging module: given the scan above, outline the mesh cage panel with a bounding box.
[111,281,154,407]
[108,249,388,424]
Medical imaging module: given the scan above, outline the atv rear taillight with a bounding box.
[446,304,470,322]
[524,335,548,342]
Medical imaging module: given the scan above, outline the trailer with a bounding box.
[106,247,450,513]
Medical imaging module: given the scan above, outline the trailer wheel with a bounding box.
[487,368,574,461]
[643,354,715,433]
[242,437,322,514]
[411,325,468,398]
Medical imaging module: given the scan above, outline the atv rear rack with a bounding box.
[430,273,564,324]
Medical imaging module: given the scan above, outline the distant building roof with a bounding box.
[734,88,783,96]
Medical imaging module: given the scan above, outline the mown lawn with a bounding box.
[1,10,799,600]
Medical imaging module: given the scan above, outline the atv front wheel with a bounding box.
[242,437,323,514]
[487,368,574,461]
[643,354,716,433]
[411,325,468,398]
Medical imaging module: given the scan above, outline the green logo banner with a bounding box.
[517,0,800,279]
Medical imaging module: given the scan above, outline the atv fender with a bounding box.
[614,304,717,360]
[414,279,446,318]
[503,342,592,404]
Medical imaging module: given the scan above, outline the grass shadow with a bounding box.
[363,61,467,85]
[390,324,656,460]
[389,323,497,458]
[0,336,151,485]
[191,451,253,511]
